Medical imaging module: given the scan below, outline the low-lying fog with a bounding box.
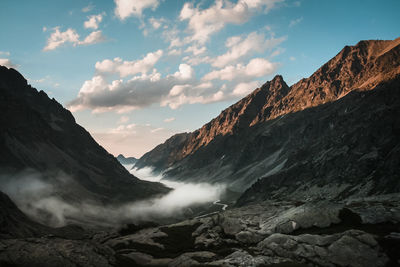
[0,167,226,228]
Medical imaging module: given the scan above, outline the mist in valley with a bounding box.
[0,167,226,228]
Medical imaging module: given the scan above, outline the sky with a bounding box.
[1,0,399,158]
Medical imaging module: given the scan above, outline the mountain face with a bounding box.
[116,154,138,165]
[135,38,400,198]
[0,66,169,207]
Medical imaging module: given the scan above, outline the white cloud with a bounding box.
[179,0,284,44]
[185,45,206,56]
[289,16,303,27]
[95,50,163,77]
[0,58,16,68]
[43,27,80,51]
[82,3,94,13]
[84,13,104,30]
[114,0,160,20]
[43,27,105,51]
[168,49,182,56]
[151,127,164,133]
[79,30,106,45]
[203,57,277,81]
[164,117,175,123]
[149,17,164,29]
[173,64,194,80]
[232,81,260,96]
[212,31,286,68]
[0,51,10,56]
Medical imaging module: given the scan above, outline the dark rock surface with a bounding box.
[0,66,169,208]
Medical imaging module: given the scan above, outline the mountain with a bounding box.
[135,38,400,197]
[116,154,138,165]
[0,66,169,210]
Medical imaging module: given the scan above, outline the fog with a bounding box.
[0,167,226,227]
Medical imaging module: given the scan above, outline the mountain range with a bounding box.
[0,37,399,266]
[135,38,400,201]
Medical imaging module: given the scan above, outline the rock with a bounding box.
[258,230,388,267]
[169,251,216,267]
[235,230,264,244]
[219,215,244,236]
[0,238,115,267]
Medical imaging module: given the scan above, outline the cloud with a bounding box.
[203,57,277,81]
[168,49,182,56]
[185,45,206,56]
[179,0,284,44]
[0,51,10,56]
[164,117,175,123]
[289,16,303,27]
[114,0,160,20]
[211,31,286,68]
[95,50,163,77]
[0,58,16,68]
[0,168,226,226]
[43,27,80,51]
[118,115,130,124]
[43,27,105,51]
[68,64,192,113]
[232,81,260,96]
[82,3,94,13]
[84,13,104,29]
[148,17,165,29]
[80,30,106,45]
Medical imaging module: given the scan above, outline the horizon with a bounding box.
[1,0,399,157]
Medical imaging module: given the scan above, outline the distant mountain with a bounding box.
[135,38,400,200]
[116,154,137,165]
[0,66,169,207]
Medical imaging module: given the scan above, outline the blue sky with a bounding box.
[1,0,399,157]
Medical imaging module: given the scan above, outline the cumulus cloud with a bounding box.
[232,81,260,96]
[0,58,16,68]
[114,0,160,20]
[95,50,163,77]
[212,31,286,68]
[203,57,277,81]
[43,27,105,51]
[179,0,284,44]
[80,30,106,45]
[68,62,197,113]
[84,13,104,29]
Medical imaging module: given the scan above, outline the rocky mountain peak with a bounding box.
[136,37,400,175]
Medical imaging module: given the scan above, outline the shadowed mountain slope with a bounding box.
[0,66,169,206]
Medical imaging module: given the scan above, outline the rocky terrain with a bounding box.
[1,188,399,266]
[135,38,400,196]
[0,66,169,223]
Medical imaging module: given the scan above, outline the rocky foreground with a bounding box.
[1,191,399,266]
